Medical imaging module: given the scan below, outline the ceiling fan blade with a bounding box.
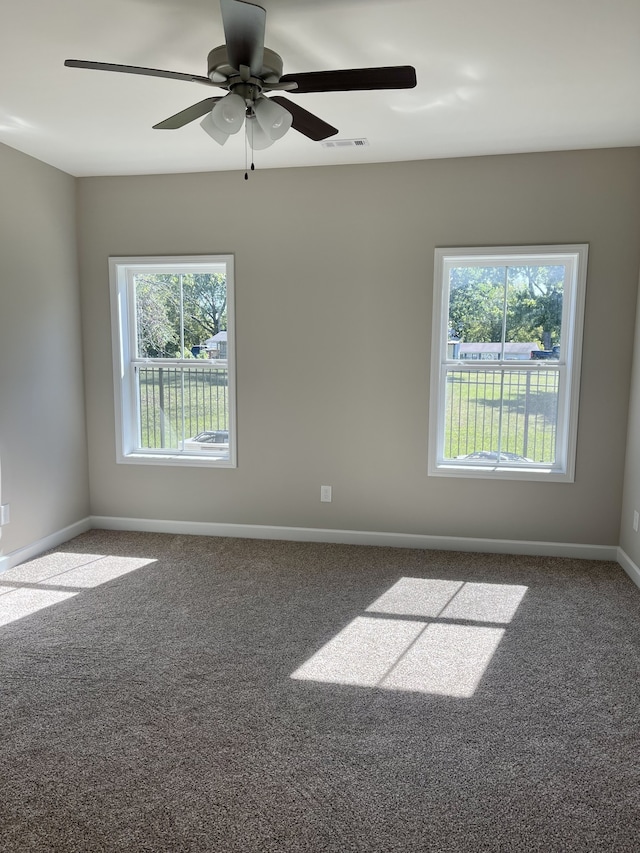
[153,98,222,130]
[280,65,417,93]
[64,59,217,87]
[270,96,338,142]
[220,0,265,77]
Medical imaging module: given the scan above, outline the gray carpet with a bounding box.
[0,530,638,852]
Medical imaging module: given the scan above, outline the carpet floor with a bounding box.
[0,530,638,851]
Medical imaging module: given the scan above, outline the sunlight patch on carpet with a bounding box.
[0,552,156,626]
[291,577,527,697]
[367,577,528,623]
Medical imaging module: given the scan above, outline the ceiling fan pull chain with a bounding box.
[244,120,249,179]
[244,107,256,178]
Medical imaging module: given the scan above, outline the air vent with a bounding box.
[320,138,370,149]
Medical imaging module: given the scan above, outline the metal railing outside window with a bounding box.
[135,364,229,450]
[443,368,559,464]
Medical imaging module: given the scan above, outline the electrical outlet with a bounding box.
[633,510,639,533]
[320,485,332,503]
[0,504,10,526]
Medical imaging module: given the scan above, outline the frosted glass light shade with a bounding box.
[211,93,246,134]
[245,114,276,150]
[254,98,292,141]
[200,112,229,145]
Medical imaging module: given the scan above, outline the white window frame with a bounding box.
[429,244,588,482]
[109,255,237,468]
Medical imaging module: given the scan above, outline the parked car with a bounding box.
[530,346,560,360]
[183,430,229,452]
[455,450,533,463]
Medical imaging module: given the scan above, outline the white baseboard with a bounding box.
[1,514,629,576]
[90,515,619,562]
[0,517,92,574]
[617,548,640,590]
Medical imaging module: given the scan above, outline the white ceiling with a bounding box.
[2,0,639,177]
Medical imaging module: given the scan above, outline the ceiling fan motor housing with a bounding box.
[207,45,284,90]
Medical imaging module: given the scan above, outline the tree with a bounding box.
[135,275,178,357]
[133,272,228,357]
[448,266,505,342]
[506,265,564,350]
[182,273,227,345]
[447,264,563,349]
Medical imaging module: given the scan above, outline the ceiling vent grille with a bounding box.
[320,138,370,149]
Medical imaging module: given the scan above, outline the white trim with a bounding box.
[0,518,92,574]
[3,516,636,578]
[617,548,640,590]
[111,452,236,469]
[90,515,618,562]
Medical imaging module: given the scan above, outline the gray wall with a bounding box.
[620,269,640,564]
[77,147,640,546]
[0,143,89,556]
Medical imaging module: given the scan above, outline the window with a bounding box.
[109,255,236,467]
[429,245,588,481]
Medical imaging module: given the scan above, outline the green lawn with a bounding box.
[136,365,229,449]
[444,368,558,463]
[135,364,557,462]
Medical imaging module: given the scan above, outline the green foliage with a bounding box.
[507,265,563,350]
[448,264,563,349]
[134,272,227,358]
[449,267,505,342]
[184,272,227,343]
[135,277,176,357]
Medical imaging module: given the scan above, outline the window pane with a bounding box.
[443,368,558,464]
[134,274,181,358]
[136,365,229,456]
[505,265,564,358]
[448,267,505,361]
[134,272,229,360]
[136,365,183,449]
[500,370,558,463]
[183,272,228,358]
[444,370,501,460]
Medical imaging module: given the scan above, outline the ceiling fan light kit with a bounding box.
[211,92,246,134]
[200,111,230,146]
[254,98,292,140]
[64,0,417,169]
[245,114,276,150]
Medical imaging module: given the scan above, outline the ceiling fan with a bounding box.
[65,0,417,154]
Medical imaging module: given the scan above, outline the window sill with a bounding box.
[428,463,573,483]
[117,452,236,469]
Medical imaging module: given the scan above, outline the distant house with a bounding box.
[204,331,228,359]
[448,341,542,360]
